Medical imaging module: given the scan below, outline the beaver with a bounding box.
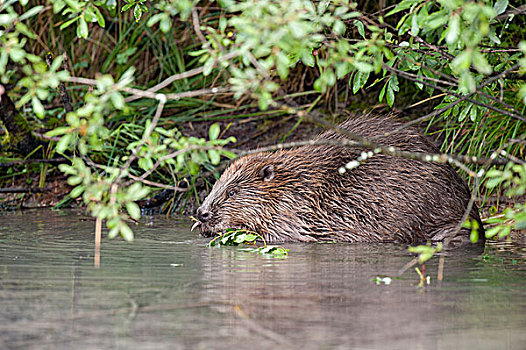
[193,115,484,248]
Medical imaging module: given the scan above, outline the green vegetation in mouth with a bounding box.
[207,228,289,256]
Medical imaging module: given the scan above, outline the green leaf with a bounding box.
[489,32,501,44]
[32,96,45,118]
[133,4,143,22]
[333,19,346,35]
[208,149,221,165]
[426,10,448,29]
[379,82,387,102]
[110,92,125,109]
[67,176,83,186]
[353,61,374,73]
[257,245,289,256]
[353,20,365,38]
[410,13,419,36]
[386,77,398,107]
[233,233,247,243]
[203,58,215,76]
[276,52,290,80]
[58,164,77,175]
[451,50,471,73]
[51,0,66,12]
[104,0,117,15]
[209,123,220,140]
[244,234,257,242]
[0,51,7,75]
[336,62,352,79]
[60,16,79,30]
[472,51,492,75]
[470,229,479,243]
[9,48,25,62]
[458,71,476,94]
[386,84,395,107]
[84,6,96,22]
[77,16,88,38]
[386,0,416,17]
[70,185,85,198]
[352,72,362,94]
[485,226,501,239]
[288,21,307,39]
[493,0,508,15]
[469,105,477,122]
[138,157,154,171]
[446,14,460,44]
[258,91,272,110]
[108,227,119,239]
[126,202,141,220]
[121,3,134,12]
[126,182,150,201]
[300,50,315,67]
[93,6,106,27]
[458,104,471,122]
[160,16,171,33]
[498,225,511,239]
[19,5,44,21]
[120,222,134,241]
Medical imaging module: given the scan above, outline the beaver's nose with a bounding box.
[197,207,211,222]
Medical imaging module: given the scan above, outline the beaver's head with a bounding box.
[193,153,287,237]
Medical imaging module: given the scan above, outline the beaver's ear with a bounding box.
[259,164,274,182]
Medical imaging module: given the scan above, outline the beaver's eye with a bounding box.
[227,188,237,198]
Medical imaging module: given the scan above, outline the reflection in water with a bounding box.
[0,210,525,349]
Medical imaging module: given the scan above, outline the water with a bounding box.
[0,210,525,350]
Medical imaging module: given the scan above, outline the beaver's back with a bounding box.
[294,115,483,246]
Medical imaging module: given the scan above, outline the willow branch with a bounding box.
[126,174,184,191]
[0,157,67,167]
[67,77,228,101]
[243,122,509,167]
[125,51,240,102]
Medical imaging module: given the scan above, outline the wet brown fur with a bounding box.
[196,115,484,247]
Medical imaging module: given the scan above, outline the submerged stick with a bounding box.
[438,255,445,282]
[94,217,102,268]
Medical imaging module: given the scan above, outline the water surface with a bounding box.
[0,210,525,349]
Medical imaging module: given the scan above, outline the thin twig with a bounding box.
[127,174,187,191]
[192,7,208,46]
[398,257,418,275]
[125,51,241,102]
[238,138,507,166]
[0,157,67,167]
[273,107,510,168]
[0,187,51,193]
[414,36,455,61]
[67,76,228,101]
